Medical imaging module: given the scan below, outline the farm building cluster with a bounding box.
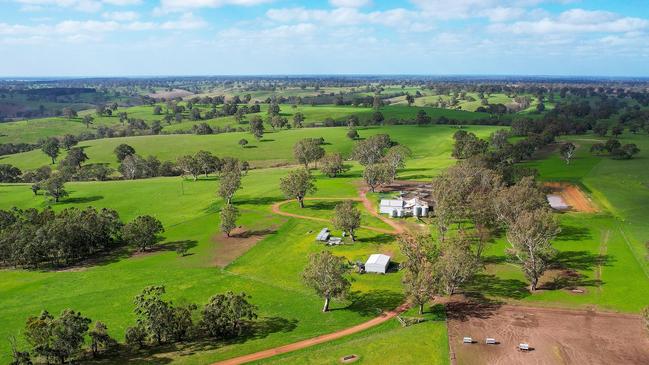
[377,182,434,218]
[379,196,430,218]
[315,228,343,245]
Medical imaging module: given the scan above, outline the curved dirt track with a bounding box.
[213,191,408,365]
[270,191,406,235]
[214,303,409,365]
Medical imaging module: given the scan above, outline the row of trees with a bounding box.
[12,286,258,364]
[0,207,163,268]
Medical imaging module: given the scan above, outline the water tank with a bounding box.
[422,206,429,216]
[415,206,422,217]
[391,209,397,218]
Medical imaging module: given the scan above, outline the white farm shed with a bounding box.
[365,254,391,274]
[379,199,405,217]
[379,197,429,218]
[547,194,569,210]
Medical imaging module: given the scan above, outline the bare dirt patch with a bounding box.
[377,180,433,204]
[447,304,649,365]
[544,182,598,213]
[211,227,275,267]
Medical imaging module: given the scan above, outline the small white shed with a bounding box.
[365,254,391,274]
[547,194,569,210]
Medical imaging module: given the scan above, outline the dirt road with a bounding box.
[212,192,408,364]
[214,303,409,365]
[270,194,403,235]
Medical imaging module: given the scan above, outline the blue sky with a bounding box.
[1,0,648,76]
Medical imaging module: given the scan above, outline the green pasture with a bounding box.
[472,132,649,312]
[0,167,406,364]
[1,117,649,365]
[0,103,489,144]
[1,125,501,173]
[279,200,394,232]
[255,306,449,365]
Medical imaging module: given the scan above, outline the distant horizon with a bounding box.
[3,74,649,82]
[1,0,649,76]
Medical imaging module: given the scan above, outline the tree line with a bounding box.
[0,206,163,269]
[9,286,257,365]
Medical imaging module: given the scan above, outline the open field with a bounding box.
[256,306,449,365]
[0,167,409,364]
[447,304,649,365]
[471,133,649,312]
[0,125,501,172]
[386,92,555,114]
[0,103,490,144]
[1,122,649,364]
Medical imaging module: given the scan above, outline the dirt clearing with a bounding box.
[544,182,598,213]
[211,227,275,267]
[447,304,649,365]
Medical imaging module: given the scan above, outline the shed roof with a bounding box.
[380,199,404,208]
[547,195,569,210]
[366,254,391,266]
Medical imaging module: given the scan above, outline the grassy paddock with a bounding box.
[1,125,502,172]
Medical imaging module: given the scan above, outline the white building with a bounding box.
[379,197,429,218]
[547,194,569,210]
[365,254,391,274]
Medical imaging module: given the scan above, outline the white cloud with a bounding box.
[329,0,371,8]
[157,0,271,13]
[0,13,206,40]
[266,7,428,29]
[102,0,140,5]
[489,9,649,34]
[219,23,316,41]
[481,7,526,22]
[161,13,208,30]
[15,0,142,12]
[102,11,140,21]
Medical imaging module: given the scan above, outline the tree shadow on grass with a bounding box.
[302,200,339,211]
[553,250,613,271]
[160,240,198,255]
[355,234,394,245]
[464,273,531,301]
[89,316,298,364]
[555,225,592,242]
[34,245,132,272]
[445,299,503,322]
[343,290,404,316]
[481,255,508,265]
[176,316,298,357]
[62,195,104,204]
[231,228,277,238]
[234,196,286,207]
[400,174,433,180]
[84,345,174,364]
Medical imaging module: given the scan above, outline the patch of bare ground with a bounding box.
[544,182,598,213]
[211,226,276,267]
[447,303,649,365]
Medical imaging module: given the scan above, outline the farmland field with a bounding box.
[0,125,500,171]
[2,125,499,364]
[2,88,649,364]
[0,103,490,144]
